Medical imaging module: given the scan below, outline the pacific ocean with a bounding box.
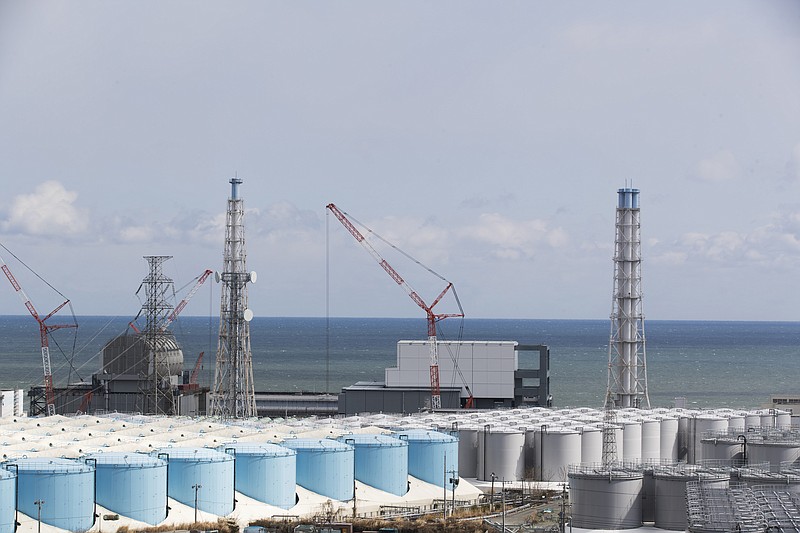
[0,315,798,410]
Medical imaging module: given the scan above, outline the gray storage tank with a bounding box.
[219,442,297,509]
[456,426,479,478]
[569,464,644,529]
[477,427,525,481]
[0,468,15,533]
[339,434,408,496]
[653,464,729,531]
[156,447,234,516]
[86,452,168,525]
[5,458,95,531]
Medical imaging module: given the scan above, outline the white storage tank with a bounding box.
[659,417,679,462]
[219,442,297,509]
[745,412,762,431]
[282,439,354,501]
[535,427,581,482]
[689,416,728,464]
[477,427,525,481]
[579,425,602,465]
[6,458,95,531]
[622,421,642,464]
[569,465,644,529]
[653,465,729,531]
[0,468,15,533]
[456,426,479,478]
[339,434,408,496]
[86,452,168,524]
[748,439,800,472]
[700,436,744,464]
[641,418,661,464]
[156,447,235,516]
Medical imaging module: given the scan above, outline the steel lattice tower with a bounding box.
[210,178,257,418]
[141,255,176,415]
[605,187,650,409]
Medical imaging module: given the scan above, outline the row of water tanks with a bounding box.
[0,429,457,533]
[454,409,796,481]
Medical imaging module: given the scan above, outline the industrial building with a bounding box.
[339,341,550,414]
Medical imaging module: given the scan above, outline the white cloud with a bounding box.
[692,150,741,182]
[2,181,89,236]
[461,213,569,260]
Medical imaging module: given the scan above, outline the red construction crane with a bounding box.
[326,203,467,410]
[0,252,77,416]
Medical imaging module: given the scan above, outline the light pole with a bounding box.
[501,478,506,533]
[192,484,202,524]
[490,472,497,513]
[34,499,44,533]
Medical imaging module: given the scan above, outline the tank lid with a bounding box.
[392,429,458,443]
[338,434,407,448]
[85,452,166,467]
[5,457,94,473]
[218,442,296,457]
[0,469,15,480]
[154,447,232,462]
[280,438,353,452]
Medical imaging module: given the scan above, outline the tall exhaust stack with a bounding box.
[605,187,650,409]
[210,177,258,418]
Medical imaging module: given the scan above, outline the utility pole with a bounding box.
[192,484,202,523]
[443,452,447,521]
[34,499,44,533]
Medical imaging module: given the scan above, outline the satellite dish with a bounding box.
[214,271,221,283]
[249,271,257,284]
[243,309,254,322]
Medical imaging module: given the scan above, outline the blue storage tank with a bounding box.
[339,434,408,496]
[4,458,94,531]
[156,447,234,516]
[86,452,167,524]
[219,442,296,509]
[0,468,16,533]
[394,429,458,489]
[281,439,354,501]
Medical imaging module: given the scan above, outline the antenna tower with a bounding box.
[605,187,650,409]
[141,255,176,415]
[210,178,257,418]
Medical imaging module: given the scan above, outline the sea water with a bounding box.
[0,315,797,409]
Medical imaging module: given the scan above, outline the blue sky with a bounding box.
[1,1,799,320]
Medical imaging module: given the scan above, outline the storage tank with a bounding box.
[748,440,800,472]
[0,468,15,533]
[569,465,643,529]
[86,452,167,524]
[156,447,234,516]
[219,442,296,509]
[282,439,354,500]
[5,458,94,531]
[456,426,479,478]
[477,427,525,481]
[700,436,744,465]
[641,418,661,463]
[622,421,642,463]
[659,417,679,462]
[745,412,761,430]
[394,430,458,489]
[339,434,407,496]
[579,425,602,465]
[689,416,728,463]
[535,428,581,482]
[653,465,729,530]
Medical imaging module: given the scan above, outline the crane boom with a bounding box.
[326,203,465,410]
[163,269,213,327]
[0,253,77,416]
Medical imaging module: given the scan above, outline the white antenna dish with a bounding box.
[214,271,221,283]
[243,309,254,322]
[249,271,257,284]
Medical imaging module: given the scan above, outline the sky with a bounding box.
[0,1,799,321]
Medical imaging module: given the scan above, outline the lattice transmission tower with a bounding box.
[210,177,258,418]
[141,255,176,415]
[605,187,650,409]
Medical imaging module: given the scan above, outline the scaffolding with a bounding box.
[687,481,767,533]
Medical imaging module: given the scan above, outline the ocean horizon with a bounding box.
[0,315,798,410]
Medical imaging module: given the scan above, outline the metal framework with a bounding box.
[210,178,257,418]
[605,187,650,409]
[326,203,465,410]
[140,255,176,415]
